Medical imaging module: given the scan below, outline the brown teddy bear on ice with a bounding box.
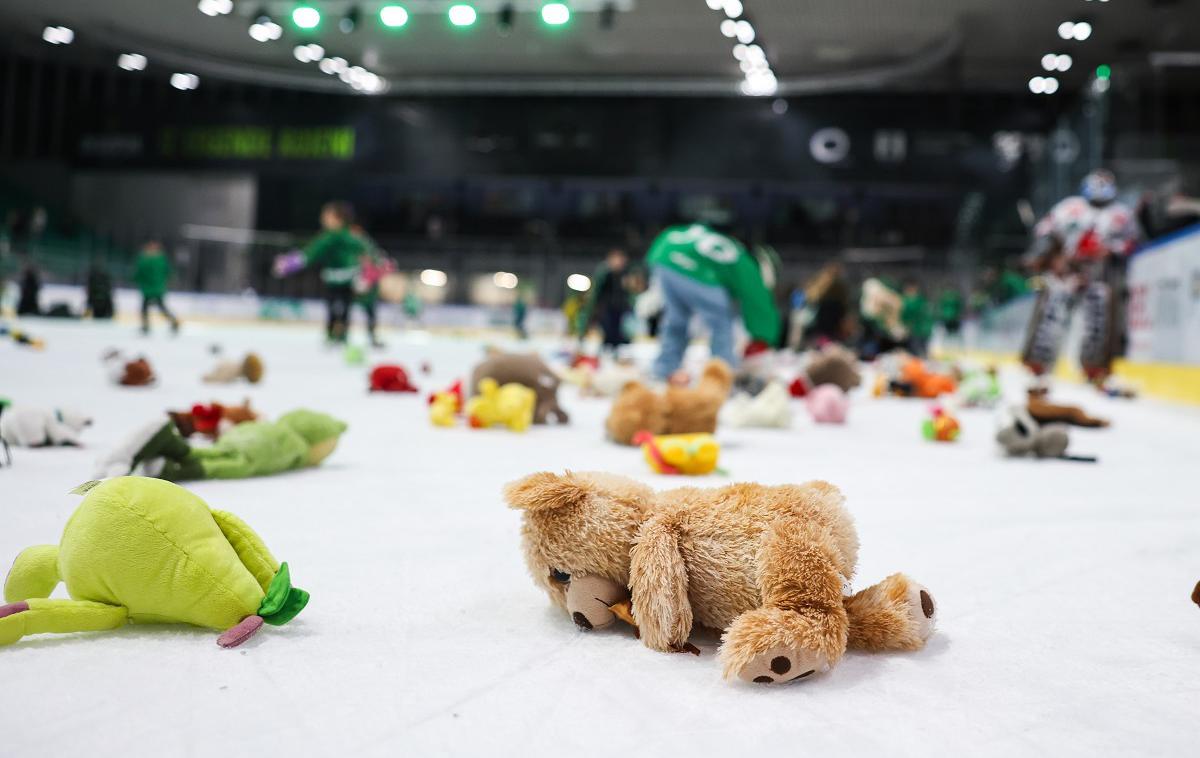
[505,471,937,684]
[605,359,733,445]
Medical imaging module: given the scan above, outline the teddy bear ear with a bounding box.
[504,471,592,513]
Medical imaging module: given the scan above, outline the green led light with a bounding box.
[380,5,409,28]
[292,5,321,29]
[1096,64,1112,79]
[448,4,477,26]
[541,3,571,26]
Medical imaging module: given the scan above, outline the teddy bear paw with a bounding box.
[736,644,829,685]
[903,579,938,642]
[719,607,839,684]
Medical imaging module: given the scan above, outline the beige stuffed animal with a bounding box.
[505,471,937,684]
[203,353,264,384]
[605,359,734,445]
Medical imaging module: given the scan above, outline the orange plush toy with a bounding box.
[897,359,957,399]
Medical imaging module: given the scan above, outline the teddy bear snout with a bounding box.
[565,574,628,631]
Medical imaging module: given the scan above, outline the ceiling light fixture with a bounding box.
[170,73,200,90]
[541,3,571,26]
[117,53,148,71]
[448,4,478,27]
[42,26,74,45]
[380,5,410,28]
[292,5,321,29]
[197,0,234,16]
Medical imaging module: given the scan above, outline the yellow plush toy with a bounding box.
[429,392,459,428]
[466,378,535,432]
[1,477,309,648]
[632,431,721,475]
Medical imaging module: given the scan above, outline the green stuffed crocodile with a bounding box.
[95,409,347,481]
[1,477,309,647]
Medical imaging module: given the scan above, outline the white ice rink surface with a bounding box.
[1,319,1198,757]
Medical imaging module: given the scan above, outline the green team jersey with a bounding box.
[901,293,933,340]
[937,290,964,324]
[646,224,780,345]
[303,228,366,287]
[133,253,171,298]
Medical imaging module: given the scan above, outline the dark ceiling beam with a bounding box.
[36,21,962,97]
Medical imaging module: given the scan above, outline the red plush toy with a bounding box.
[571,354,600,371]
[369,365,419,393]
[788,376,810,398]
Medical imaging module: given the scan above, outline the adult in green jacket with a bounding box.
[132,241,179,334]
[273,202,366,343]
[646,223,779,379]
[937,289,964,335]
[900,281,934,356]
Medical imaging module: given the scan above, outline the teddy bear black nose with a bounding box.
[572,612,593,630]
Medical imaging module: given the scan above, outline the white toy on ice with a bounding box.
[0,405,92,447]
[723,381,792,429]
[92,419,171,479]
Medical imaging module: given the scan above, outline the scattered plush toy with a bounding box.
[807,384,850,425]
[957,367,1002,408]
[466,379,535,432]
[504,472,937,684]
[996,405,1096,462]
[804,344,862,393]
[169,400,258,440]
[1,476,308,648]
[427,379,464,409]
[1027,388,1109,428]
[581,362,643,399]
[724,382,792,429]
[0,405,92,447]
[922,406,960,442]
[428,380,466,427]
[0,325,44,350]
[606,359,734,446]
[632,432,721,475]
[203,353,264,385]
[95,410,347,481]
[369,364,419,393]
[878,357,957,399]
[471,351,569,425]
[571,354,600,372]
[429,392,460,428]
[788,376,810,398]
[733,372,769,398]
[344,344,366,366]
[102,349,156,387]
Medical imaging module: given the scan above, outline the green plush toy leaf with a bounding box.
[257,562,311,626]
[263,587,310,626]
[258,562,293,617]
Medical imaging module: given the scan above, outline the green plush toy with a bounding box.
[1,477,309,648]
[95,409,348,481]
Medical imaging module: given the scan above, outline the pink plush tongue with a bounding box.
[217,615,264,648]
[0,601,29,619]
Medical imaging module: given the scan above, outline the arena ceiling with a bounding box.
[0,0,1196,96]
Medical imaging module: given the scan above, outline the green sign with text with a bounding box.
[159,126,355,161]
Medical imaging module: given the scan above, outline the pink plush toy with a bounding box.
[806,384,849,424]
